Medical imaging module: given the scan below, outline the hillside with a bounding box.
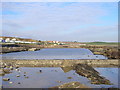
[0,36,39,42]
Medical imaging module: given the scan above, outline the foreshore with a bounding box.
[1,59,119,88]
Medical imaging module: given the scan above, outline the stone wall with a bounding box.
[1,59,119,67]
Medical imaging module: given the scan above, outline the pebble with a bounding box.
[67,77,72,79]
[9,66,13,70]
[9,82,13,84]
[39,70,42,72]
[3,78,10,81]
[24,75,26,76]
[18,82,21,84]
[15,69,19,71]
[24,72,27,74]
[25,76,29,78]
[16,75,20,77]
[3,68,10,73]
[57,81,62,83]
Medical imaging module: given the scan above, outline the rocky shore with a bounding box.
[51,82,90,88]
[0,61,116,89]
[0,44,119,59]
[0,44,41,54]
[74,64,111,84]
[87,46,119,59]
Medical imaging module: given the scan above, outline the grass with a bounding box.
[84,42,118,46]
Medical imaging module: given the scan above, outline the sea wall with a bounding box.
[0,59,119,67]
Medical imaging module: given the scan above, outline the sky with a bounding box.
[1,2,118,42]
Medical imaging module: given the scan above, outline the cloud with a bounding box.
[2,2,118,42]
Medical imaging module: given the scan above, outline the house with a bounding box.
[0,38,3,42]
[5,38,10,42]
[9,38,16,43]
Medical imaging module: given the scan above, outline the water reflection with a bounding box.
[1,67,119,88]
[1,48,107,59]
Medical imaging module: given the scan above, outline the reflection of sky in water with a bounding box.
[95,68,119,88]
[1,48,107,59]
[0,77,2,87]
[2,67,119,88]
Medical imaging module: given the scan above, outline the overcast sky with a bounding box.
[2,2,118,42]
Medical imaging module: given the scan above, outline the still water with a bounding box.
[1,48,107,59]
[2,67,119,88]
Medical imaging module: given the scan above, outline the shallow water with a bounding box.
[2,67,119,88]
[1,48,107,59]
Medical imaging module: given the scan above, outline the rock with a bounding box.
[52,82,90,88]
[0,72,5,76]
[9,82,13,84]
[67,77,72,79]
[28,48,37,51]
[3,68,11,73]
[24,75,26,76]
[16,75,20,77]
[61,66,73,73]
[25,76,29,78]
[39,70,42,72]
[18,82,21,84]
[15,69,19,71]
[3,78,10,81]
[56,81,62,83]
[9,66,14,70]
[15,64,19,69]
[94,52,102,55]
[0,69,5,76]
[74,64,111,85]
[24,72,27,74]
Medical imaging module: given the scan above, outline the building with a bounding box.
[0,38,3,42]
[5,38,10,42]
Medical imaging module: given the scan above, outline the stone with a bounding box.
[3,78,10,81]
[28,48,37,51]
[74,64,111,85]
[24,75,26,76]
[25,76,29,78]
[67,77,72,79]
[56,81,62,83]
[9,82,13,84]
[24,72,27,74]
[9,66,14,70]
[16,75,20,77]
[39,70,42,72]
[15,69,19,71]
[18,82,21,84]
[3,68,10,73]
[52,82,90,88]
[0,70,5,76]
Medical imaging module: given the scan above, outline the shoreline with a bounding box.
[0,44,119,59]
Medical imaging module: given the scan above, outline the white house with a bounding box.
[5,38,10,42]
[0,38,3,42]
[9,38,16,43]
